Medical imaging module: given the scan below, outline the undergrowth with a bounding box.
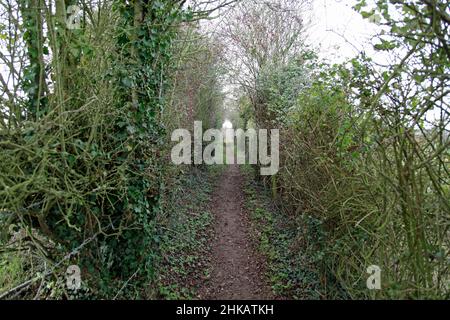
[152,166,224,299]
[241,165,344,300]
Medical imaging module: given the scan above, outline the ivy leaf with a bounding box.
[374,39,397,51]
[353,0,367,12]
[361,10,375,19]
[121,77,133,88]
[127,125,136,134]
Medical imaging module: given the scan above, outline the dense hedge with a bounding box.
[241,1,449,299]
[0,0,209,298]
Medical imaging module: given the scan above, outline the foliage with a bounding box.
[0,0,204,299]
[154,167,217,300]
[0,0,448,300]
[241,165,330,299]
[239,0,449,299]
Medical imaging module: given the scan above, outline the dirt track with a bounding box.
[199,165,272,300]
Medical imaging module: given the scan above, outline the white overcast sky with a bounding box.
[217,0,381,118]
[307,0,444,126]
[307,0,379,63]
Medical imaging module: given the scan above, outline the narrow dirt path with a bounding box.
[199,165,273,300]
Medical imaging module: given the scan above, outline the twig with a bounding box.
[0,234,99,299]
[113,269,140,300]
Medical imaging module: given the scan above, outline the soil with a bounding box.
[199,165,273,300]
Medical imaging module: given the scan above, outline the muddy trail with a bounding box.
[199,165,273,300]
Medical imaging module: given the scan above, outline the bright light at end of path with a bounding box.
[222,119,234,145]
[222,119,233,129]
